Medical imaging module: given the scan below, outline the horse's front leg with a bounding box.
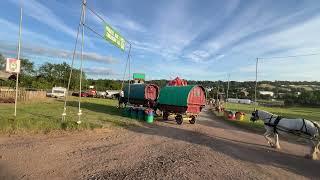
[264,127,275,147]
[274,133,281,149]
[306,140,319,160]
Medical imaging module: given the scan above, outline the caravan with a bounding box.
[49,87,67,98]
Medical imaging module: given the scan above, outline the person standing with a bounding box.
[118,90,124,108]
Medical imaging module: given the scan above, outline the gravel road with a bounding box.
[1,108,319,180]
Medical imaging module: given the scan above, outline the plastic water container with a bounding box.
[123,107,131,117]
[130,108,137,119]
[236,112,245,121]
[145,109,154,123]
[137,109,145,120]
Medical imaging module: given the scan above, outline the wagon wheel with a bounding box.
[189,115,196,124]
[163,111,169,121]
[175,114,183,125]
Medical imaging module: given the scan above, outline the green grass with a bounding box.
[225,103,320,121]
[212,103,320,132]
[212,110,265,132]
[0,97,138,134]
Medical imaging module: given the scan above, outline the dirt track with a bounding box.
[1,108,320,180]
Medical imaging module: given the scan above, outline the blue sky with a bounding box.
[0,0,320,81]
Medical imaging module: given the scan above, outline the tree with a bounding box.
[37,62,85,90]
[19,58,36,88]
[0,53,5,70]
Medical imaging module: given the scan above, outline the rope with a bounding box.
[85,4,131,45]
[77,0,87,124]
[120,47,129,90]
[61,1,83,121]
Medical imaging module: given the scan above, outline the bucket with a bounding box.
[145,109,154,123]
[236,112,245,121]
[225,110,236,120]
[130,108,137,119]
[137,109,145,120]
[123,107,131,117]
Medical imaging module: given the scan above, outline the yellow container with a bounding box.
[236,112,245,121]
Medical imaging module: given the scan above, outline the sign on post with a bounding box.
[6,58,21,74]
[133,73,145,80]
[104,24,126,51]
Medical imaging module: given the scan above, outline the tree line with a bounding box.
[0,53,121,91]
[1,53,319,105]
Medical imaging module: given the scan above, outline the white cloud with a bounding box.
[87,11,146,33]
[8,0,76,37]
[7,0,99,49]
[0,42,118,64]
[0,18,60,46]
[184,50,211,62]
[84,67,118,75]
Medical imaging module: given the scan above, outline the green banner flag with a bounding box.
[104,24,126,51]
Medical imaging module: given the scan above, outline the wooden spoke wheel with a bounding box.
[163,111,169,121]
[175,114,183,125]
[189,115,196,124]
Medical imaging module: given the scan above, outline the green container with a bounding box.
[123,107,131,117]
[137,110,145,120]
[131,109,137,119]
[145,115,153,123]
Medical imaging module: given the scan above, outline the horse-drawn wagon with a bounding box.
[157,85,206,125]
[122,83,159,108]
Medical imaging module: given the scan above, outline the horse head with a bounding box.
[250,109,259,122]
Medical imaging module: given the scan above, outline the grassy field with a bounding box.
[225,103,320,121]
[0,97,137,134]
[213,102,320,131]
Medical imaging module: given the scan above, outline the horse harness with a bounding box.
[264,116,313,137]
[264,115,282,133]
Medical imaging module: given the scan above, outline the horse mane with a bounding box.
[258,109,277,116]
[313,121,320,128]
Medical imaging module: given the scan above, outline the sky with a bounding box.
[0,0,320,81]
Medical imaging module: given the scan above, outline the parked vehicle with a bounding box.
[48,87,66,98]
[227,98,251,104]
[96,91,107,98]
[72,91,88,97]
[157,85,206,125]
[106,90,121,99]
[46,91,52,97]
[86,89,97,97]
[80,92,88,97]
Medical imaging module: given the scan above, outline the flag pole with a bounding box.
[254,58,259,103]
[14,6,23,117]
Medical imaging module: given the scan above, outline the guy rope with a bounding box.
[62,0,132,123]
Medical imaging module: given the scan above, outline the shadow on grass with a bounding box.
[125,122,320,179]
[67,101,122,116]
[67,101,139,128]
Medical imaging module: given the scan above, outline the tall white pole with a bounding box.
[254,58,259,103]
[127,44,132,103]
[78,0,86,123]
[226,73,230,100]
[14,6,23,117]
